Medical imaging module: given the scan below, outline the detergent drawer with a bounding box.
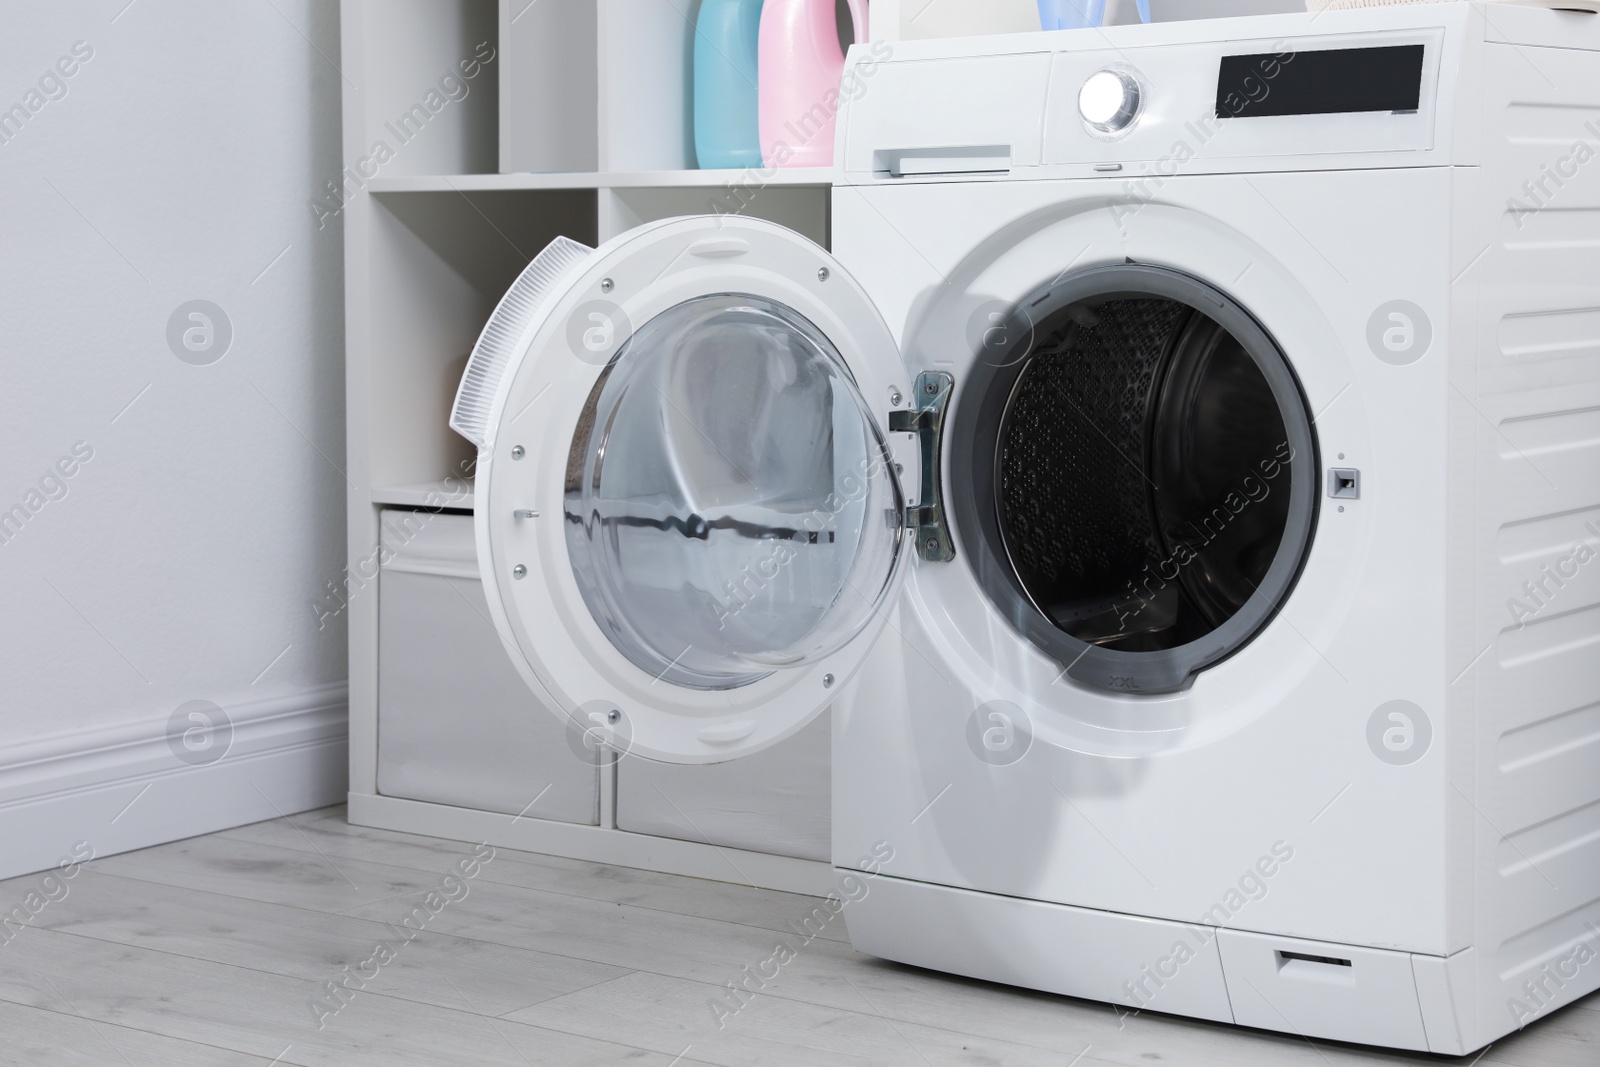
[841,52,1050,178]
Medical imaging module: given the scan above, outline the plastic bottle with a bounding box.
[694,0,765,169]
[1036,0,1150,29]
[758,0,867,168]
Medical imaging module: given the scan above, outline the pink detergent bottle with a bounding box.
[759,0,867,168]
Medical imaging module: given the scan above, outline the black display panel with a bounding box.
[1216,44,1425,119]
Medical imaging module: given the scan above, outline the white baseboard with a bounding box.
[0,684,349,882]
[348,792,835,897]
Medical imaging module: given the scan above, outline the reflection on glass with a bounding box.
[565,295,903,690]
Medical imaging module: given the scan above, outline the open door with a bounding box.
[450,217,912,764]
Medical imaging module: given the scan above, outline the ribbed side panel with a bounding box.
[1461,44,1600,1043]
[1498,700,1600,775]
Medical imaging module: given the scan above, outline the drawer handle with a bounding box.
[877,145,1011,177]
[1276,950,1356,985]
[1277,951,1352,969]
[688,237,751,259]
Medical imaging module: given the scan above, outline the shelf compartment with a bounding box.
[368,167,832,193]
[607,167,831,188]
[364,187,597,491]
[351,0,499,177]
[601,185,831,247]
[500,0,598,173]
[372,480,476,510]
[597,0,697,171]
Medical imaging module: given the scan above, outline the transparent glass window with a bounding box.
[565,295,904,690]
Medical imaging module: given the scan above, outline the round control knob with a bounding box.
[1079,69,1142,135]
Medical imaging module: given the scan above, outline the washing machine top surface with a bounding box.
[834,1,1600,187]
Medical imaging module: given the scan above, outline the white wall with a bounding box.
[0,0,348,876]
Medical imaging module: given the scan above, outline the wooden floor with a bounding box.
[0,807,1593,1066]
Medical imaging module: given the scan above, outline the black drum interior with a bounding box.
[950,266,1317,694]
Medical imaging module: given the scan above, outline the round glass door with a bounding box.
[951,264,1318,694]
[565,294,906,690]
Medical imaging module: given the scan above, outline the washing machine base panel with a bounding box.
[838,871,1551,1055]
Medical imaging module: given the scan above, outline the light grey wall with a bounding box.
[0,1,345,744]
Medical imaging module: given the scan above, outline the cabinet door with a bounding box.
[616,715,830,861]
[377,512,598,823]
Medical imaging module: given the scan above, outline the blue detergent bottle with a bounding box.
[694,0,764,170]
[1037,0,1150,30]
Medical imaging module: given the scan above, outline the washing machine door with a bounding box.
[453,217,912,765]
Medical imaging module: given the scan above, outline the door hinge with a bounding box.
[889,371,955,562]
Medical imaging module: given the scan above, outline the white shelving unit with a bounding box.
[339,0,837,895]
[366,168,832,192]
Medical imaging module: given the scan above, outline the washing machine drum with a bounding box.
[951,265,1319,694]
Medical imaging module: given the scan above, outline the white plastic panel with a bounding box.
[1218,929,1429,1051]
[1411,949,1473,1055]
[841,53,1051,176]
[1041,29,1444,166]
[844,874,1236,1023]
[377,511,599,825]
[616,714,830,862]
[839,8,1474,184]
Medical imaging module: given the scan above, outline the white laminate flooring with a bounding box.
[0,806,1593,1067]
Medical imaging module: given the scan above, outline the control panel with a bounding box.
[841,25,1448,179]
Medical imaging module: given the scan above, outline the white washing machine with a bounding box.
[451,4,1600,1055]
